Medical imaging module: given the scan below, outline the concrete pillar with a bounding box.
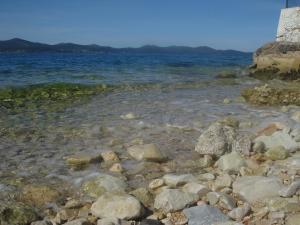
[277,7,300,42]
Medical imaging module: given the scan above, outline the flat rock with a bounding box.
[232,176,284,204]
[163,174,196,188]
[255,131,299,152]
[183,205,229,225]
[228,203,251,221]
[182,182,210,197]
[265,146,288,160]
[91,193,142,220]
[127,144,166,162]
[216,152,246,173]
[154,189,199,213]
[279,180,300,197]
[82,173,127,198]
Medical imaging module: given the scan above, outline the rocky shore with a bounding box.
[2,115,300,225]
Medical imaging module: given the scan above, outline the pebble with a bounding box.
[228,203,251,221]
[149,179,165,190]
[279,180,300,197]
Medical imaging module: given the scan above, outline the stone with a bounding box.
[197,173,215,181]
[216,152,246,173]
[120,112,136,120]
[149,179,165,190]
[212,222,243,225]
[82,174,127,198]
[292,111,300,122]
[140,220,163,225]
[0,202,38,225]
[97,218,120,225]
[228,203,251,221]
[21,185,61,208]
[223,98,231,104]
[207,192,221,205]
[63,218,92,225]
[198,155,214,168]
[109,163,123,173]
[232,176,284,204]
[101,151,119,162]
[255,131,299,152]
[127,144,166,162]
[182,182,210,197]
[195,122,236,157]
[163,174,196,188]
[65,154,101,170]
[252,141,266,153]
[216,71,237,79]
[231,132,253,156]
[130,188,153,208]
[218,193,236,210]
[167,212,188,225]
[265,146,289,160]
[91,193,142,220]
[183,205,229,225]
[214,174,233,191]
[31,221,52,225]
[279,180,300,197]
[286,213,300,225]
[154,189,199,213]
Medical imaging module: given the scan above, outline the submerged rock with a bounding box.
[183,205,229,225]
[91,193,142,220]
[233,176,284,204]
[82,174,127,198]
[65,154,101,170]
[127,144,166,162]
[154,189,199,213]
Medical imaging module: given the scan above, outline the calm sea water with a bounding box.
[0,52,252,87]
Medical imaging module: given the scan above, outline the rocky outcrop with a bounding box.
[250,42,300,80]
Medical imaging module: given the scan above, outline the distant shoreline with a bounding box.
[0,38,251,54]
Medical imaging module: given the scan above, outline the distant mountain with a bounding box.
[0,38,249,54]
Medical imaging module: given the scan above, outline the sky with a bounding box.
[0,0,286,51]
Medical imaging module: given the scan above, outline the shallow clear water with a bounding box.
[1,52,298,193]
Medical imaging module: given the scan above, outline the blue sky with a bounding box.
[0,0,285,51]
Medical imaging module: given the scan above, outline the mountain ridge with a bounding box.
[0,38,250,54]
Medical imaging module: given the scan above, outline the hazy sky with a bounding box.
[0,0,286,51]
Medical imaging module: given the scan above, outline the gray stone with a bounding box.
[218,193,236,210]
[279,180,300,197]
[154,189,199,213]
[91,193,142,220]
[216,152,246,173]
[232,132,253,156]
[82,173,127,198]
[265,146,289,160]
[214,174,233,191]
[163,174,195,188]
[183,205,229,225]
[253,141,266,153]
[195,122,236,156]
[228,203,251,221]
[127,144,166,162]
[182,182,210,197]
[233,176,284,204]
[255,131,299,152]
[63,218,92,225]
[97,218,120,225]
[31,221,52,225]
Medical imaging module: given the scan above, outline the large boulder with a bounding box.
[183,205,229,225]
[232,176,284,204]
[91,193,142,220]
[195,122,236,156]
[154,189,199,213]
[250,42,300,80]
[127,144,166,162]
[82,174,127,198]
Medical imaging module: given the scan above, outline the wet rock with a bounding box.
[63,218,92,225]
[64,199,84,209]
[216,152,246,173]
[265,146,289,160]
[0,202,39,225]
[228,203,251,221]
[279,180,300,197]
[183,205,229,225]
[216,71,237,79]
[21,185,61,208]
[31,221,52,225]
[54,208,79,224]
[223,98,231,104]
[109,163,123,173]
[252,141,266,153]
[286,213,300,225]
[218,193,237,210]
[182,182,210,197]
[101,151,119,162]
[130,188,153,208]
[82,174,127,198]
[163,174,195,188]
[149,179,165,190]
[195,122,236,157]
[127,144,166,162]
[120,112,136,120]
[65,154,101,170]
[213,174,233,191]
[154,189,199,213]
[91,193,142,220]
[233,176,284,204]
